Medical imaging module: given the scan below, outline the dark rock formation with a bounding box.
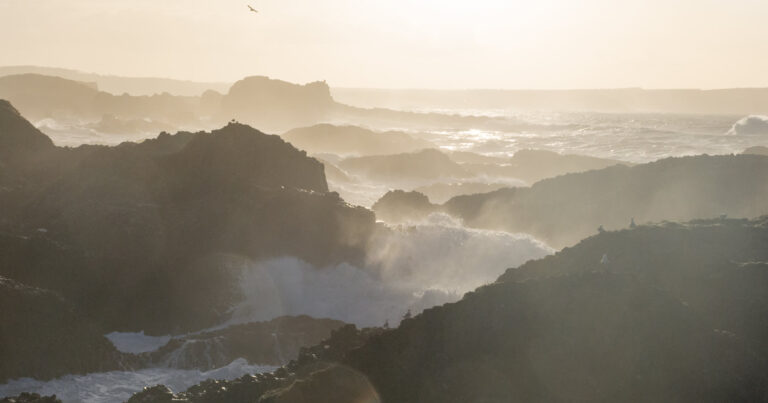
[128,217,768,402]
[443,154,768,247]
[0,393,62,403]
[344,218,768,402]
[0,276,125,383]
[282,124,432,157]
[0,103,376,333]
[371,190,435,223]
[0,100,54,158]
[374,154,768,247]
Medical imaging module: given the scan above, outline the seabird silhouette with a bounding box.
[248,5,258,13]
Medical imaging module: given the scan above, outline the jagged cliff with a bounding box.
[0,101,375,334]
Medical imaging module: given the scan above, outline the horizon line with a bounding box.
[3,64,768,93]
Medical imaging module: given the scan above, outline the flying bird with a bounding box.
[248,5,258,13]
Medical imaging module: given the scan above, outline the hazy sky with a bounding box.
[1,0,767,89]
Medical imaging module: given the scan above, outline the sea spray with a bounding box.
[227,215,553,327]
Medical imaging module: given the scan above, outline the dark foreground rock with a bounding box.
[129,217,768,402]
[0,100,375,334]
[0,393,62,403]
[0,276,126,383]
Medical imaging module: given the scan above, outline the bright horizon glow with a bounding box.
[1,0,767,89]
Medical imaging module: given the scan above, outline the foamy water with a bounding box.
[385,111,768,163]
[227,214,553,328]
[105,331,171,354]
[0,359,275,403]
[11,110,766,401]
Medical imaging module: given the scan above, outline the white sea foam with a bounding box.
[727,115,768,136]
[105,331,172,354]
[227,214,553,328]
[0,359,275,403]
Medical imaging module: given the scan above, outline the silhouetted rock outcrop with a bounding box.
[444,155,768,247]
[0,74,198,124]
[0,104,376,333]
[371,190,435,223]
[0,100,54,157]
[0,392,62,403]
[0,65,230,96]
[221,77,335,132]
[0,276,124,383]
[128,217,768,402]
[282,124,432,157]
[373,154,768,247]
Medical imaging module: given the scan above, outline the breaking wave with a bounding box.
[727,115,768,136]
[227,214,553,327]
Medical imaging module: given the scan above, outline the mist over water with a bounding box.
[373,111,768,163]
[228,214,553,328]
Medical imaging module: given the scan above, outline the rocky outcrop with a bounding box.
[0,276,125,383]
[127,217,768,402]
[282,124,432,157]
[0,393,62,403]
[0,75,199,124]
[444,155,768,247]
[220,77,335,132]
[0,65,230,96]
[0,104,376,333]
[371,190,435,223]
[0,100,54,158]
[372,154,768,247]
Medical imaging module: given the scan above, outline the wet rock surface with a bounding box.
[129,218,768,402]
[0,101,375,334]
